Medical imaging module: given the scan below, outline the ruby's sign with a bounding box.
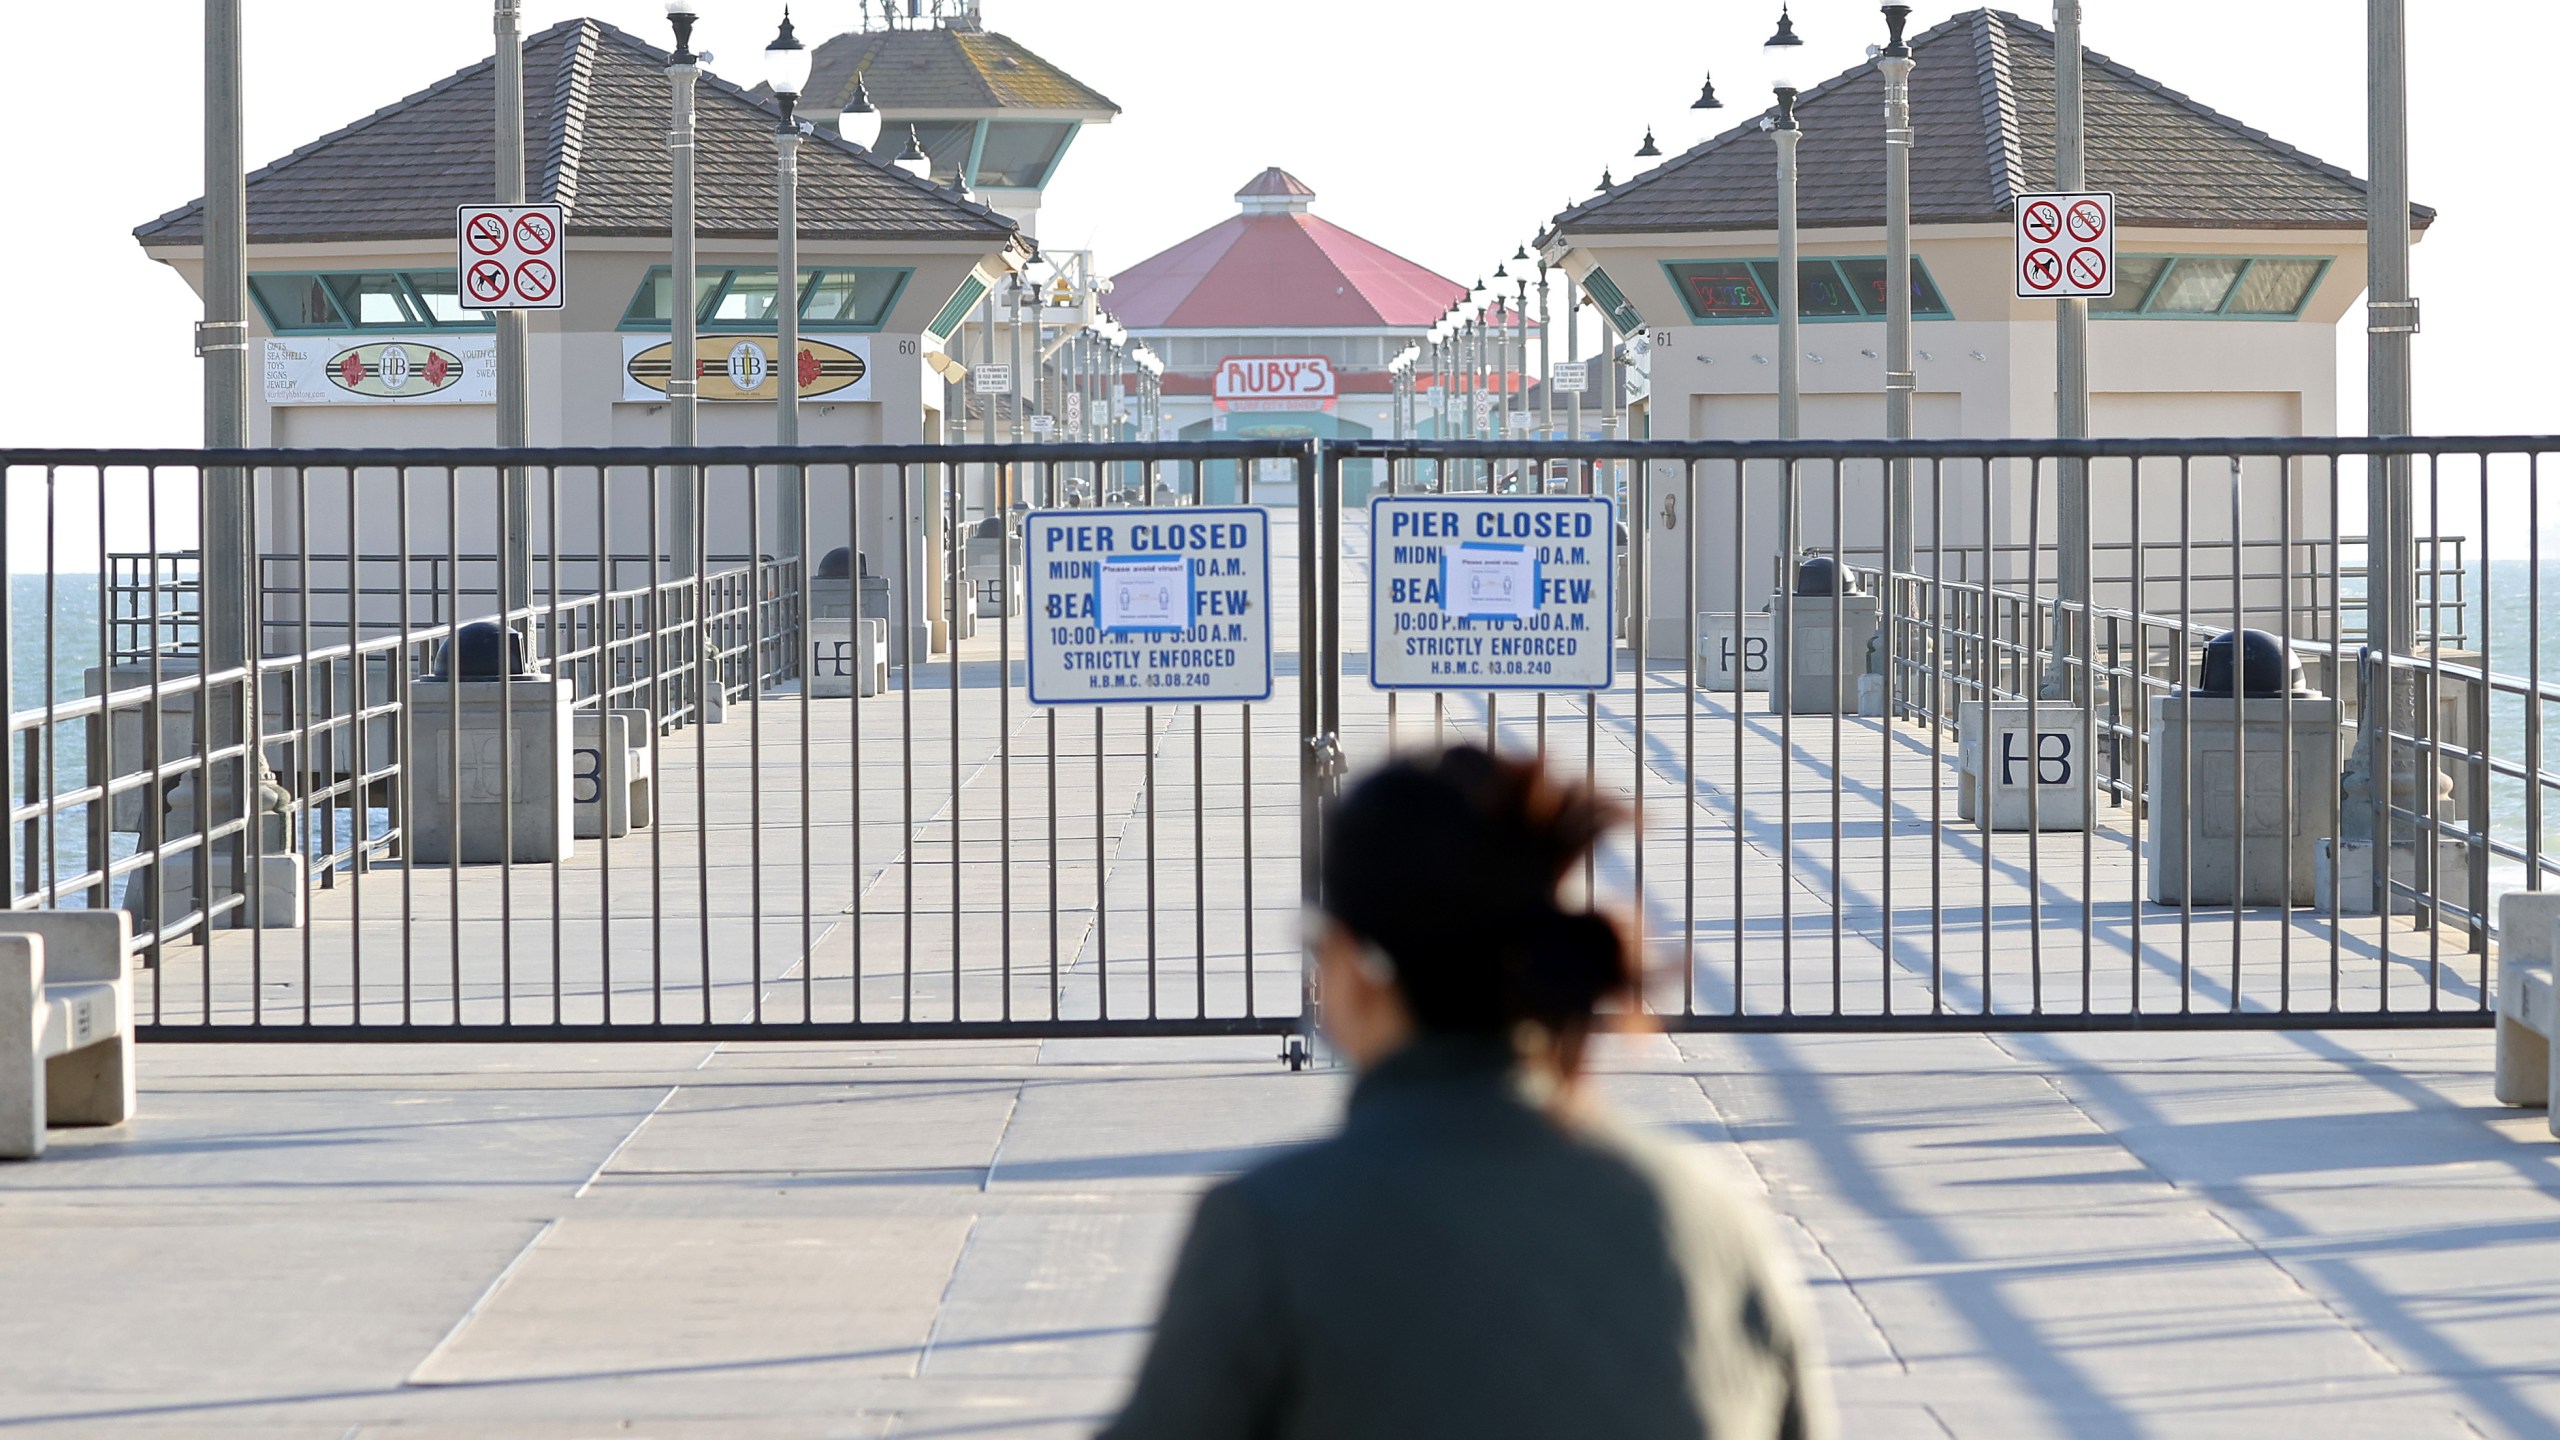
[1214,356,1336,413]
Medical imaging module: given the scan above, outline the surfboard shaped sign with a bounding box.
[263,336,497,406]
[621,335,872,403]
[326,341,468,398]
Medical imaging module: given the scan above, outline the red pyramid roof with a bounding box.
[1236,167,1317,198]
[1109,180,1464,330]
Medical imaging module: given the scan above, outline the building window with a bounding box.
[1663,256,1951,324]
[619,266,911,332]
[975,121,1076,188]
[2092,255,2331,319]
[904,120,979,184]
[248,270,494,333]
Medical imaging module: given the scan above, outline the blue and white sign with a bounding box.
[1026,507,1272,705]
[1369,495,1615,692]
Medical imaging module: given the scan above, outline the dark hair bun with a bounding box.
[1321,746,1634,1034]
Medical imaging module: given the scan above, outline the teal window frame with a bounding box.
[1581,267,1647,335]
[878,117,1083,190]
[1661,256,1953,324]
[2091,255,2333,321]
[248,269,495,334]
[617,265,913,334]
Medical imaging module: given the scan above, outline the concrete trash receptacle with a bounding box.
[2146,630,2338,907]
[406,623,574,865]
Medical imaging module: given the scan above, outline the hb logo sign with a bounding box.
[1999,729,2075,788]
[1720,634,1770,677]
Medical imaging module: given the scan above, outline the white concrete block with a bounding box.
[1957,702,2092,832]
[405,678,575,865]
[250,855,305,929]
[807,619,888,699]
[0,912,137,1158]
[1767,595,1878,716]
[571,711,637,840]
[2146,695,2340,907]
[2314,837,2475,916]
[1697,612,1772,693]
[0,936,40,1160]
[2495,892,2560,1116]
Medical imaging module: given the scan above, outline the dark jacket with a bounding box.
[1099,1036,1830,1440]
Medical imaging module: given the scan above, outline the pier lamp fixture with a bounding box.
[1766,2,1804,447]
[837,72,880,150]
[666,0,698,62]
[1636,128,1661,158]
[1596,167,1615,192]
[1693,73,1723,110]
[1513,245,1531,264]
[894,125,932,179]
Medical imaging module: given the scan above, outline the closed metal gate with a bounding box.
[2,436,2538,1042]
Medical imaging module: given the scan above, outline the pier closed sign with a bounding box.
[1369,495,1615,692]
[1025,507,1273,706]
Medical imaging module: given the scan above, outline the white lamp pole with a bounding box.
[666,1,701,580]
[2046,0,2090,699]
[767,9,811,558]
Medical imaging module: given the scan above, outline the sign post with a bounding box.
[2013,191,2113,300]
[1368,495,1615,692]
[1023,508,1273,705]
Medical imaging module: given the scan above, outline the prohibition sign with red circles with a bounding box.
[464,211,510,255]
[466,260,512,304]
[513,259,558,304]
[2013,190,2114,298]
[512,210,556,254]
[2021,248,2063,292]
[454,202,565,310]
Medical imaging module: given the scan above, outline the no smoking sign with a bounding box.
[2015,190,2113,299]
[455,202,565,311]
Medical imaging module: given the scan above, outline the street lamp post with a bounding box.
[1766,7,1804,444]
[496,0,532,618]
[1880,5,1915,575]
[767,9,811,560]
[666,1,701,581]
[2045,0,2090,700]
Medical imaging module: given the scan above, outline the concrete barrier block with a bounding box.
[1957,702,2092,832]
[1697,612,1772,693]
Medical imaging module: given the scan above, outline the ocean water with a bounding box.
[9,573,124,904]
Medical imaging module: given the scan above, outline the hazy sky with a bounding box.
[1,0,2552,452]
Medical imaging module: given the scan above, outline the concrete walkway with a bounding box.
[3,1028,2555,1437]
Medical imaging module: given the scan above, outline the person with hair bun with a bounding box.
[1100,745,1830,1440]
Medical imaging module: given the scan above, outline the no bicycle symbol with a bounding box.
[2065,247,2107,291]
[466,260,512,304]
[2021,200,2063,245]
[512,211,557,253]
[2067,199,2108,243]
[464,212,510,255]
[2022,248,2064,292]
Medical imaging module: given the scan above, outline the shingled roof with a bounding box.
[799,26,1119,117]
[1552,8,2432,238]
[134,18,1017,249]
